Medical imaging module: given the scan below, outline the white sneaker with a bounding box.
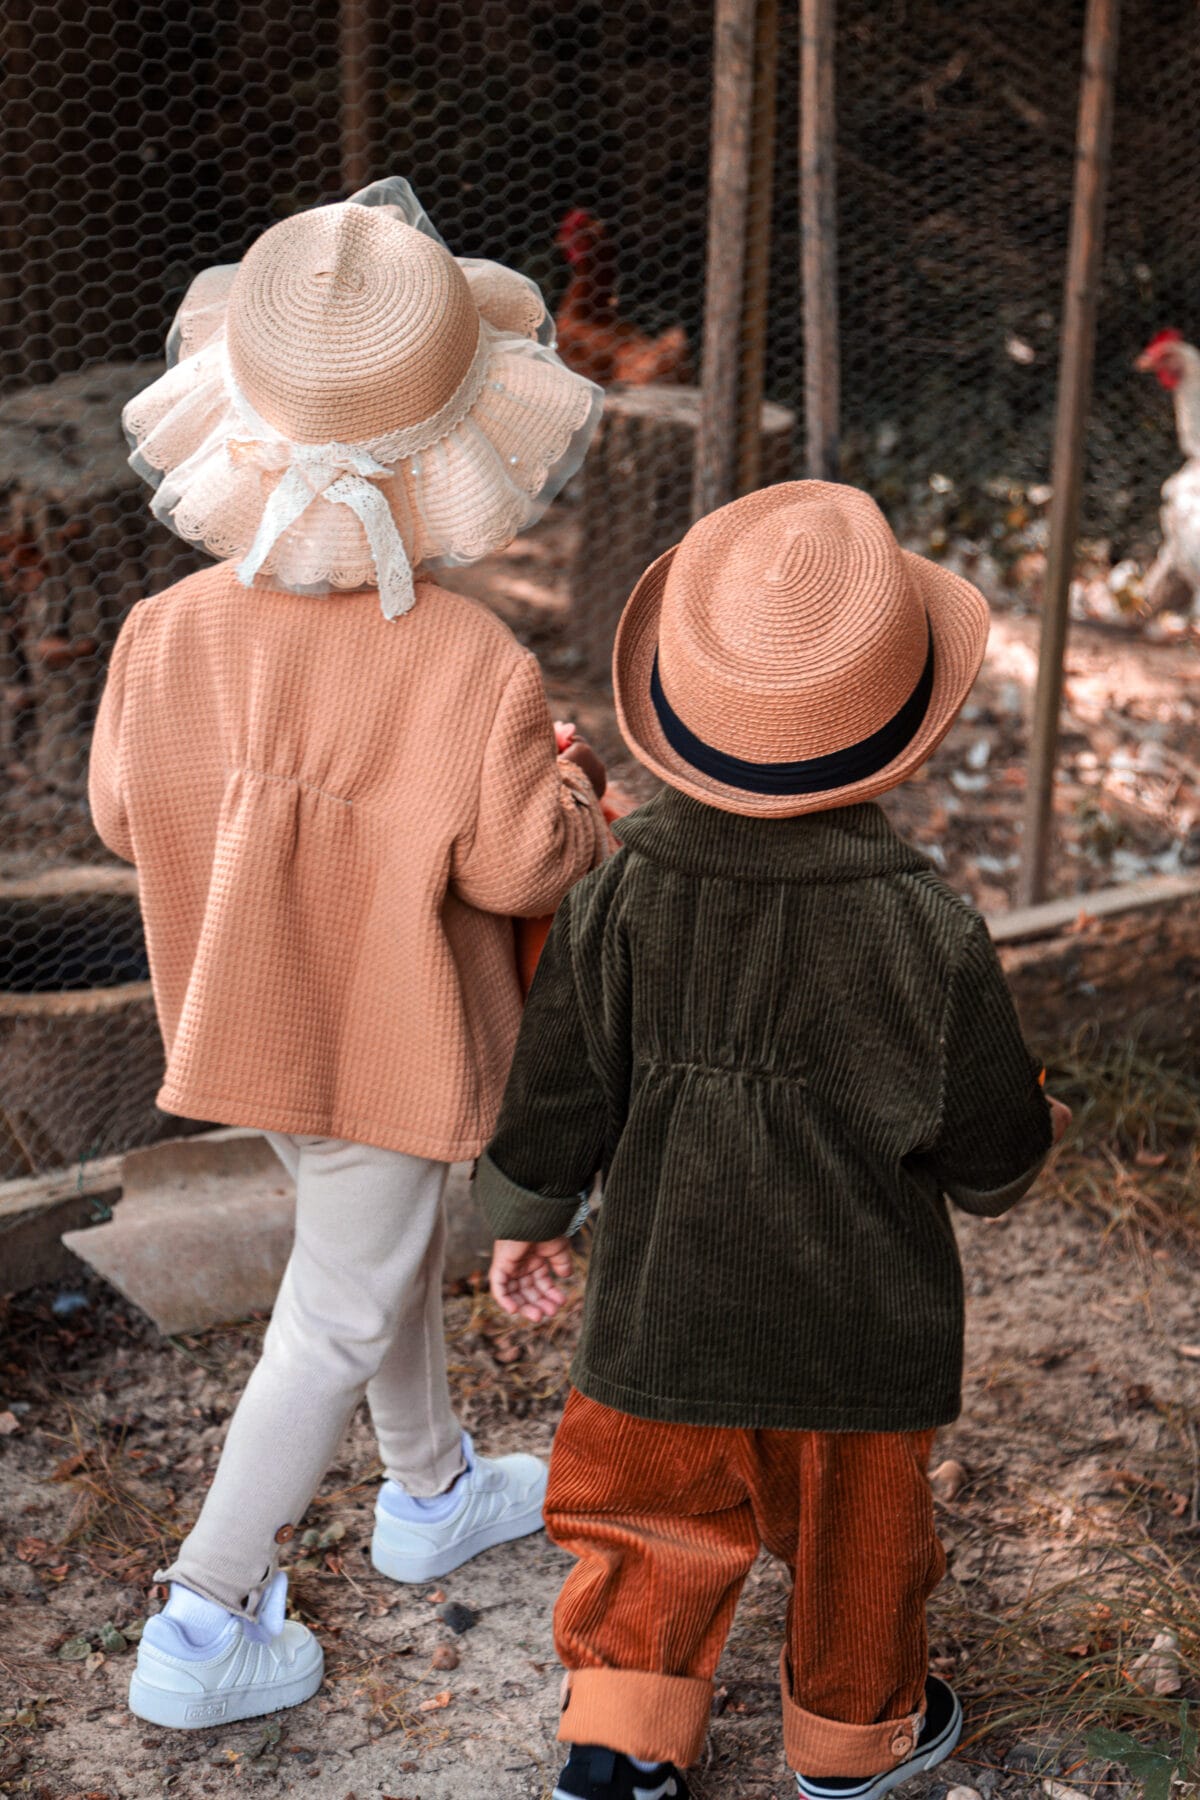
[128,1572,323,1730]
[370,1438,549,1583]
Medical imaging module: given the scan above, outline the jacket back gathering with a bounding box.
[478,788,1053,1432]
[89,563,607,1161]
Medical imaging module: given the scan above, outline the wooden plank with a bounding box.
[693,0,758,519]
[736,0,780,496]
[987,869,1200,947]
[0,1152,123,1293]
[1018,0,1121,906]
[800,0,840,479]
[0,1152,125,1226]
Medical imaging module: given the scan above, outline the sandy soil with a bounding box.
[2,1173,1198,1800]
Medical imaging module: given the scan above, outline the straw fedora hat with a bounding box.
[613,481,990,817]
[123,177,602,618]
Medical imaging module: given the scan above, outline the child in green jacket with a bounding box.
[475,482,1069,1800]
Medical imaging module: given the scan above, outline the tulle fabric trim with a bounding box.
[121,177,601,598]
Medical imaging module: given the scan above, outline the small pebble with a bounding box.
[945,1787,982,1800]
[438,1600,478,1634]
[930,1459,969,1502]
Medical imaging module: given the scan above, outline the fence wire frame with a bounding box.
[1,0,1197,1180]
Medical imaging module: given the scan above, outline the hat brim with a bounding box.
[612,543,991,818]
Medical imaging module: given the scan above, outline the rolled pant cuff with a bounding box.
[781,1654,925,1779]
[558,1668,713,1767]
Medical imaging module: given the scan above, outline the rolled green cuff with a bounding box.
[946,1145,1050,1217]
[475,1150,583,1243]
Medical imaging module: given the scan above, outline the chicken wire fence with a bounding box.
[0,0,1195,1181]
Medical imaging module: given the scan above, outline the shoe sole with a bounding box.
[795,1689,963,1800]
[128,1644,324,1731]
[370,1498,546,1584]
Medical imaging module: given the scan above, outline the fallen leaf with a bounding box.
[430,1643,459,1671]
[85,1650,105,1675]
[1127,1629,1183,1697]
[56,1634,93,1662]
[425,1588,446,1605]
[1042,1784,1092,1800]
[318,1521,346,1548]
[417,1689,452,1712]
[0,1410,20,1434]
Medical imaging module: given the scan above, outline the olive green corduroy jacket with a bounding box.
[477,789,1052,1432]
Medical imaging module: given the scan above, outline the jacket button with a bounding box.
[890,1733,913,1758]
[274,1523,296,1544]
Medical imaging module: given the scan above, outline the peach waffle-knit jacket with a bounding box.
[88,563,608,1161]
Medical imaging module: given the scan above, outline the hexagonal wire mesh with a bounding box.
[0,0,1194,1179]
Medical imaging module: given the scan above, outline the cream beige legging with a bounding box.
[161,1135,467,1616]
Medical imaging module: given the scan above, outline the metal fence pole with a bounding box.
[693,0,757,520]
[800,0,839,481]
[1018,0,1120,907]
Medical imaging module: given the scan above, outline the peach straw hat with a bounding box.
[122,177,603,618]
[613,481,991,817]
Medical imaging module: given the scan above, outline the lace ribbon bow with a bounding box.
[228,436,416,619]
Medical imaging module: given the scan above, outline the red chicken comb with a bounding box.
[558,208,602,238]
[1136,328,1185,387]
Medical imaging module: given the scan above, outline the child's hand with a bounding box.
[490,1237,574,1322]
[555,720,607,799]
[1047,1094,1072,1145]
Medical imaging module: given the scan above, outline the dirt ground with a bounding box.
[2,510,1199,1798]
[2,1164,1198,1800]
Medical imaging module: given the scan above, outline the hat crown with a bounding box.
[225,203,479,444]
[657,483,929,763]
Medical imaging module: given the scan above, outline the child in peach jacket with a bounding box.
[89,177,608,1731]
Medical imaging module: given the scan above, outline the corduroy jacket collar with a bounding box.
[611,787,931,885]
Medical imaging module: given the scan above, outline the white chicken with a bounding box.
[1135,328,1200,614]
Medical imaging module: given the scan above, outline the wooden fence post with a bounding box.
[1018,0,1120,907]
[736,0,780,497]
[693,0,758,520]
[340,0,374,193]
[800,0,839,481]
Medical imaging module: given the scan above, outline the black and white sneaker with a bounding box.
[554,1744,690,1800]
[794,1677,962,1800]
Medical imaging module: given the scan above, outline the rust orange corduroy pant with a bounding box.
[544,1390,947,1778]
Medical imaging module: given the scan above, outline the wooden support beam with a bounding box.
[736,0,780,496]
[340,0,374,193]
[800,0,839,480]
[694,0,758,519]
[1018,0,1120,906]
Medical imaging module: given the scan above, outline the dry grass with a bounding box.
[1046,1034,1200,1246]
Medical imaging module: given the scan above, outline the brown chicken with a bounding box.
[554,209,690,387]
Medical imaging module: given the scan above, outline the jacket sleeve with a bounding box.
[476,893,608,1241]
[452,651,607,917]
[928,913,1053,1216]
[87,609,139,865]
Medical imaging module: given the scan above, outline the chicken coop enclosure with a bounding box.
[1,0,1198,1182]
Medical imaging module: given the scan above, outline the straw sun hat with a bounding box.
[123,178,603,617]
[614,481,990,817]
